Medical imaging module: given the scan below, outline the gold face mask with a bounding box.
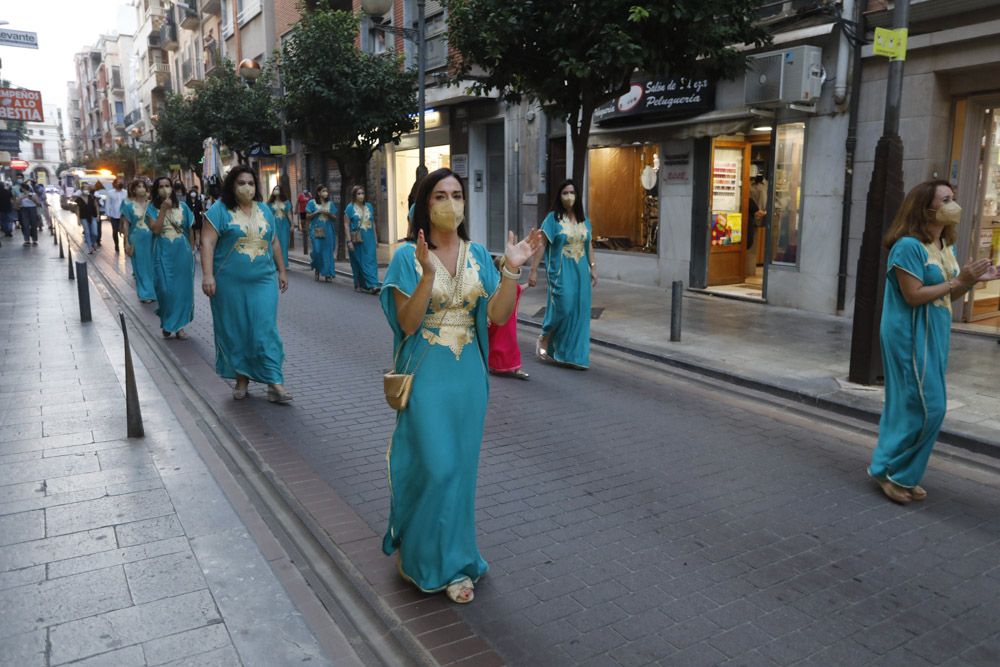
[236,183,256,203]
[430,199,465,231]
[561,193,576,211]
[930,200,961,226]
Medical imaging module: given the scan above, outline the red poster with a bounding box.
[0,88,44,122]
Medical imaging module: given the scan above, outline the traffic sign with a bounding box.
[0,29,39,49]
[11,158,29,171]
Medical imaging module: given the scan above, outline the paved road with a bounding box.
[79,211,1000,666]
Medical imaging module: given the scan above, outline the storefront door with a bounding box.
[967,106,1000,323]
[486,122,506,253]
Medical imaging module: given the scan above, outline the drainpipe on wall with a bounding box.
[836,0,864,313]
[834,0,855,105]
[537,103,548,225]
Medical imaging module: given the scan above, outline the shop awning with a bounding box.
[589,108,774,142]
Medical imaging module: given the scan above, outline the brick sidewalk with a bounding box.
[0,234,358,666]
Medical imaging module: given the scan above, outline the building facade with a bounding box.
[19,104,65,184]
[72,33,134,160]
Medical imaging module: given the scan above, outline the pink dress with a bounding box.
[488,284,523,372]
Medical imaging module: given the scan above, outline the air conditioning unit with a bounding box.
[745,46,823,107]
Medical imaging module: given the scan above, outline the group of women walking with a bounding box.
[111,164,1000,609]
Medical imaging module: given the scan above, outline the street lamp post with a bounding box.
[360,0,426,176]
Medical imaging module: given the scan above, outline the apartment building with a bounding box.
[19,105,65,184]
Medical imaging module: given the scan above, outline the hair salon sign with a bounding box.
[594,76,715,125]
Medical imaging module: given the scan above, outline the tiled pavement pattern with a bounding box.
[67,209,1000,666]
[0,231,351,665]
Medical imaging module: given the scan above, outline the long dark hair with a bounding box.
[406,167,469,249]
[150,177,179,209]
[883,180,957,249]
[268,183,289,204]
[220,165,261,210]
[551,179,586,222]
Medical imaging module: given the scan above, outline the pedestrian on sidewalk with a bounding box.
[33,180,52,233]
[93,180,106,246]
[17,179,42,246]
[528,179,596,369]
[868,180,1000,504]
[122,179,157,304]
[268,184,292,269]
[148,177,195,339]
[306,185,337,282]
[186,186,204,250]
[344,184,380,293]
[105,179,127,253]
[487,256,529,380]
[202,165,292,404]
[70,185,99,252]
[0,181,14,237]
[380,167,541,604]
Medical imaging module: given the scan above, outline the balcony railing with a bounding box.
[201,0,221,15]
[124,108,142,127]
[147,33,162,50]
[161,21,179,51]
[179,5,200,30]
[182,58,204,89]
[754,0,836,24]
[204,44,222,77]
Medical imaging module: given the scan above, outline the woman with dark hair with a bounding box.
[380,167,542,604]
[306,184,337,281]
[70,184,100,253]
[868,180,998,504]
[344,184,380,293]
[528,178,596,369]
[147,177,195,339]
[202,165,291,403]
[268,183,292,268]
[122,179,156,303]
[186,186,204,250]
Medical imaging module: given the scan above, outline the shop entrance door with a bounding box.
[706,139,771,297]
[486,122,506,253]
[966,105,1000,323]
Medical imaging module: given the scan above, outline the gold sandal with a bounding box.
[910,485,927,501]
[445,578,474,604]
[875,478,911,505]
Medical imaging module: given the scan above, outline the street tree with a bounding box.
[445,0,772,182]
[153,93,206,183]
[280,3,417,206]
[195,60,280,164]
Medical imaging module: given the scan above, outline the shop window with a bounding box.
[771,122,805,265]
[587,145,659,253]
[33,143,45,160]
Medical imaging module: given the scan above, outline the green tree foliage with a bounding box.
[445,0,772,182]
[280,4,417,196]
[153,94,206,180]
[193,59,280,164]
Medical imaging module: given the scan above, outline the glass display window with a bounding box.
[771,123,805,266]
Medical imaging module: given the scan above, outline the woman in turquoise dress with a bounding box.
[306,185,337,282]
[344,185,380,293]
[147,177,195,339]
[268,185,292,268]
[528,179,597,369]
[121,179,156,304]
[381,168,541,604]
[868,180,998,504]
[201,165,292,404]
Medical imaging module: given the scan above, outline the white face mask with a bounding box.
[158,186,172,199]
[931,200,961,226]
[134,188,146,198]
[430,199,464,231]
[561,193,576,210]
[236,183,256,203]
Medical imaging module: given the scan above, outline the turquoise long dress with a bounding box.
[122,199,156,302]
[346,202,380,290]
[540,211,592,368]
[380,241,499,592]
[204,200,285,384]
[306,199,337,278]
[270,199,292,268]
[868,236,959,488]
[147,201,195,334]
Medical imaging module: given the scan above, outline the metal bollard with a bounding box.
[119,312,145,439]
[76,262,92,322]
[68,245,75,280]
[670,280,683,342]
[58,231,64,258]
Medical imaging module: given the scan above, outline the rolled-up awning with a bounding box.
[589,108,775,143]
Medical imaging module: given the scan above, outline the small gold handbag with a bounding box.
[383,338,428,411]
